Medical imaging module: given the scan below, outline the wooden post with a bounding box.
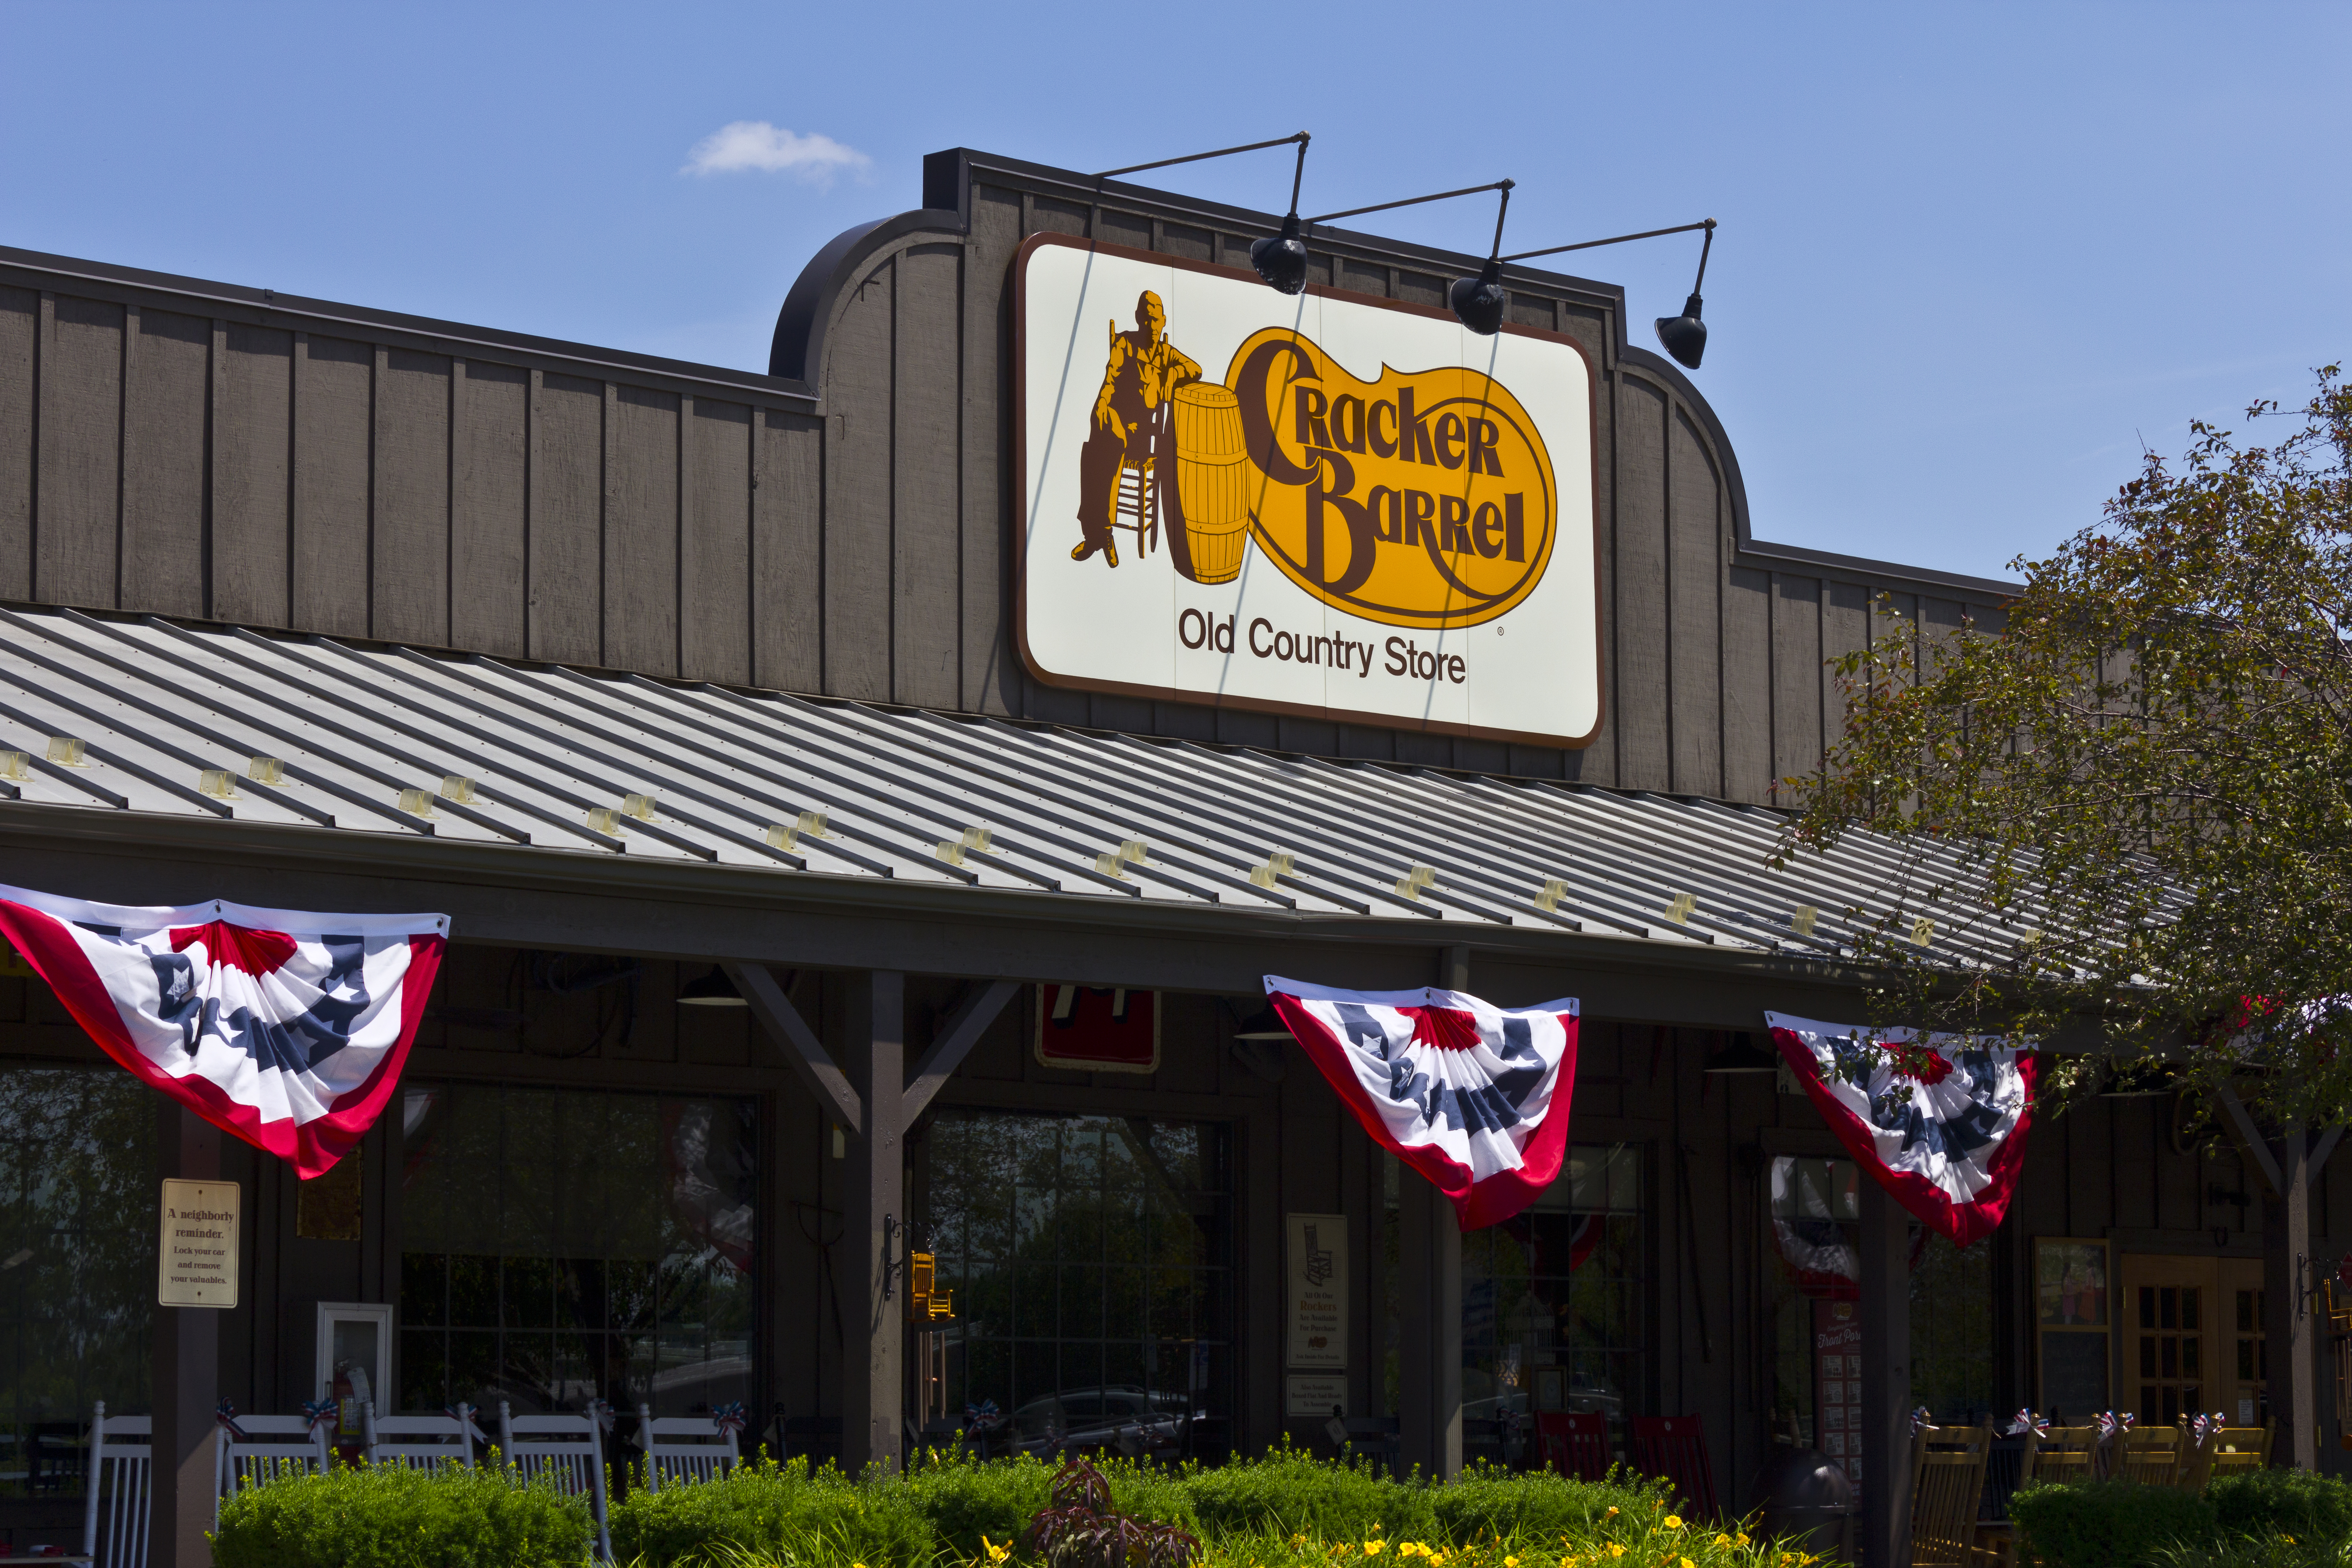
[1857,1176,1911,1568]
[841,970,905,1475]
[152,1104,220,1568]
[1399,946,1469,1480]
[2264,1125,2318,1469]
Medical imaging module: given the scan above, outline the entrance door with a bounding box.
[2119,1255,2212,1426]
[2220,1258,2268,1427]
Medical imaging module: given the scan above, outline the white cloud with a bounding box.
[681,122,870,185]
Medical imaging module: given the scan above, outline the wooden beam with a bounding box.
[2214,1083,2284,1197]
[841,970,906,1474]
[2312,1124,2344,1179]
[728,961,862,1137]
[1857,1176,1911,1568]
[902,979,1018,1122]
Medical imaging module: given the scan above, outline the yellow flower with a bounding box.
[1735,1536,1750,1549]
[982,1538,1012,1566]
[1606,1507,1619,1518]
[1607,1547,1625,1560]
[1505,1557,1520,1566]
[1663,1515,1683,1530]
[1365,1544,1387,1558]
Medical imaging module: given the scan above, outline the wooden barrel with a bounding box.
[1172,382,1251,584]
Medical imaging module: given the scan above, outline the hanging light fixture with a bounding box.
[1503,218,1719,370]
[1702,1033,1781,1075]
[1303,180,1517,333]
[676,965,747,1008]
[1447,181,1515,336]
[1093,133,1313,294]
[1232,1005,1294,1041]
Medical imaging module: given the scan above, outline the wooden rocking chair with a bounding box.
[2116,1425,2185,1487]
[1534,1411,1613,1482]
[1628,1414,1718,1520]
[1909,1419,1999,1568]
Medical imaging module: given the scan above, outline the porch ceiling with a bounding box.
[0,603,2018,971]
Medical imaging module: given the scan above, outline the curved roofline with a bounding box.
[770,147,2022,602]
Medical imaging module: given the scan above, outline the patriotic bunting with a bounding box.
[0,883,447,1179]
[1265,975,1578,1230]
[1766,1011,2038,1248]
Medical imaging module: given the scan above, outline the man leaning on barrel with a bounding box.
[1073,289,1201,567]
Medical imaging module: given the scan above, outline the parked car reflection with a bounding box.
[977,1387,1193,1459]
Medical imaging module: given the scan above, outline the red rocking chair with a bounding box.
[1629,1414,1719,1519]
[1535,1412,1613,1481]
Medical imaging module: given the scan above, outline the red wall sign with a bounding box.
[1034,984,1160,1073]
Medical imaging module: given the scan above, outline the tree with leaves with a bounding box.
[1779,366,2352,1469]
[1780,367,2352,1124]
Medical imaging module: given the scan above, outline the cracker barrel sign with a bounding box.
[1016,233,1600,748]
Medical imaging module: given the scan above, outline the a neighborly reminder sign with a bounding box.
[158,1177,240,1308]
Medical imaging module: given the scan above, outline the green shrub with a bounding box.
[211,1460,593,1568]
[1428,1463,1673,1545]
[2209,1467,2352,1544]
[895,1448,1058,1559]
[2008,1479,2218,1568]
[605,1457,937,1568]
[1179,1444,1434,1542]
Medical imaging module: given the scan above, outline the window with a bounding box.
[0,1067,156,1499]
[1766,1156,1994,1452]
[1461,1142,1645,1424]
[923,1113,1234,1459]
[2035,1238,2111,1421]
[399,1085,757,1417]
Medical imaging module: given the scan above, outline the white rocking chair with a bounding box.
[363,1401,485,1470]
[496,1400,612,1561]
[632,1403,741,1490]
[78,1402,149,1568]
[212,1410,332,1525]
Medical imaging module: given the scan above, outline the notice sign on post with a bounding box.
[1286,1213,1347,1369]
[158,1178,240,1308]
[1015,235,1602,750]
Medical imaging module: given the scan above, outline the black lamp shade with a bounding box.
[1654,293,1707,369]
[1449,258,1507,336]
[677,965,747,1007]
[1250,213,1309,296]
[1703,1033,1780,1074]
[1233,1005,1294,1041]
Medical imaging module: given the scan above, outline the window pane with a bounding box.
[399,1084,756,1416]
[929,1112,1232,1461]
[0,1066,159,1480]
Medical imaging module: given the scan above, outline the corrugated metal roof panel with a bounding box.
[0,605,2027,961]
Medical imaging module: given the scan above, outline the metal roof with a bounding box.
[0,604,2024,965]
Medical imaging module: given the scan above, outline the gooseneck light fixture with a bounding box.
[1504,218,1718,369]
[1094,133,1314,294]
[1304,181,1517,334]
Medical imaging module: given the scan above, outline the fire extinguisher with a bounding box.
[332,1361,372,1468]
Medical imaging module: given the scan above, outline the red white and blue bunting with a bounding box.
[1266,975,1578,1230]
[0,884,447,1179]
[1766,1011,2038,1248]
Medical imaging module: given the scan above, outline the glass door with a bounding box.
[2118,1255,2214,1426]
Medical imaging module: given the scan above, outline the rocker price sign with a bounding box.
[1015,234,1602,750]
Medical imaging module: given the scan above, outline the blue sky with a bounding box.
[3,2,2342,583]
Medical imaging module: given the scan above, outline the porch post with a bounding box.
[841,969,906,1475]
[2264,1125,2317,1469]
[1399,946,1469,1480]
[1857,1176,1910,1568]
[152,1104,220,1568]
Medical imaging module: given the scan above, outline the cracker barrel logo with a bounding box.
[1067,291,1555,630]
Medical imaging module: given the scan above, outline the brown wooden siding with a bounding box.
[0,203,2011,804]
